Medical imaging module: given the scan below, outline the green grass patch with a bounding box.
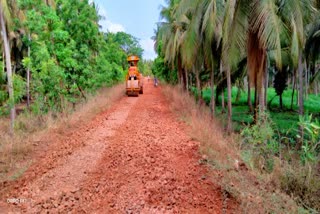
[203,87,320,137]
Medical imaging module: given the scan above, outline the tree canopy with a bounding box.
[0,0,143,117]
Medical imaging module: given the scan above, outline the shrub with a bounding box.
[297,114,320,164]
[240,111,279,173]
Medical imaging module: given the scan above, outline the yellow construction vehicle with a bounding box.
[126,55,143,96]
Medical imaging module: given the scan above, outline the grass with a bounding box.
[199,86,320,212]
[202,87,320,137]
[163,85,302,213]
[203,86,320,111]
[0,83,125,182]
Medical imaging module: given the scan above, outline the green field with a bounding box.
[202,87,320,136]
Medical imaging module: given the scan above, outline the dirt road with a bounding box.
[1,80,225,213]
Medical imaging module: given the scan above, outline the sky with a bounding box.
[93,0,166,60]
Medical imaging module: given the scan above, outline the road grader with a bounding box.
[126,55,143,96]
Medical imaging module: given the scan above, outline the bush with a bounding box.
[298,114,320,164]
[240,111,279,173]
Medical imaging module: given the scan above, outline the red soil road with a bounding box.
[1,80,224,213]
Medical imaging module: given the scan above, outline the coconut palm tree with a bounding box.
[220,0,248,131]
[159,0,245,131]
[169,0,223,112]
[282,0,315,116]
[0,0,15,133]
[201,0,224,114]
[223,0,314,120]
[305,11,320,95]
[157,0,317,131]
[157,0,187,90]
[175,0,204,102]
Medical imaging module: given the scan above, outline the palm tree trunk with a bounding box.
[264,66,269,110]
[0,4,15,133]
[182,68,187,91]
[226,66,232,133]
[254,79,258,123]
[12,64,16,75]
[185,70,189,92]
[27,33,31,109]
[291,70,296,110]
[259,80,265,112]
[210,57,215,115]
[297,53,304,150]
[177,56,182,86]
[296,81,299,106]
[2,51,4,73]
[304,62,308,99]
[235,84,241,103]
[298,53,304,115]
[258,53,266,113]
[221,91,225,113]
[247,75,253,112]
[195,67,201,104]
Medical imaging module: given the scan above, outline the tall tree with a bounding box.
[157,0,186,89]
[155,0,317,131]
[283,0,315,116]
[0,1,15,132]
[221,0,247,132]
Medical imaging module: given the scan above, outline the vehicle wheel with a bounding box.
[139,87,143,94]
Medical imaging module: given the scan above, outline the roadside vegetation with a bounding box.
[154,0,320,212]
[0,0,144,125]
[0,1,146,182]
[0,84,125,183]
[164,85,302,213]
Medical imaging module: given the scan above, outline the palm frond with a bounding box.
[201,0,216,35]
[0,0,13,29]
[222,0,248,69]
[251,0,282,69]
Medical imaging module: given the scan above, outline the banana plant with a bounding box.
[298,114,320,163]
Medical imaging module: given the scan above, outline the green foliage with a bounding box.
[113,32,143,58]
[13,74,26,103]
[141,60,153,76]
[0,61,6,98]
[207,86,320,134]
[104,32,144,72]
[0,0,147,117]
[298,114,320,164]
[241,112,279,172]
[0,0,143,115]
[152,57,177,83]
[0,64,25,113]
[0,61,4,83]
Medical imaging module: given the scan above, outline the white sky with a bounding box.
[94,0,166,60]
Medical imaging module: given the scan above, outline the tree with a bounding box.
[282,0,314,116]
[305,15,320,94]
[155,0,318,133]
[273,69,288,109]
[0,1,15,132]
[113,32,143,58]
[157,0,186,89]
[0,0,146,120]
[108,32,144,72]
